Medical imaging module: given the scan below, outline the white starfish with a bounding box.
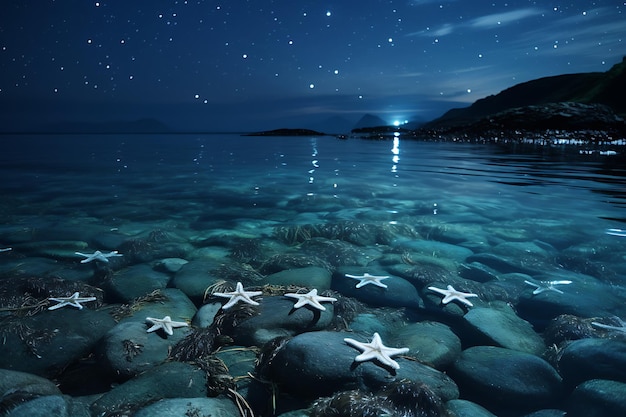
[75,250,123,263]
[145,316,189,336]
[344,332,409,370]
[284,289,337,311]
[345,273,390,289]
[428,285,478,307]
[213,281,263,309]
[48,292,97,310]
[524,279,572,295]
[592,317,626,334]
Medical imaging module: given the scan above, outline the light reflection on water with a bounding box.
[1,133,625,242]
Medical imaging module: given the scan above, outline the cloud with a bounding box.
[499,7,625,60]
[409,7,543,37]
[469,8,542,29]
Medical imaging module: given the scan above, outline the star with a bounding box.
[284,288,337,311]
[48,292,97,310]
[428,285,478,307]
[345,273,390,289]
[344,332,409,370]
[75,250,123,263]
[145,316,189,336]
[213,281,262,309]
[524,279,572,295]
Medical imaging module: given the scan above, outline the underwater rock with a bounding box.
[459,262,499,283]
[386,256,458,289]
[565,379,626,417]
[0,369,62,413]
[333,267,423,310]
[4,394,73,417]
[267,330,459,402]
[90,361,207,416]
[232,296,335,346]
[99,287,196,378]
[171,258,225,303]
[465,253,539,275]
[450,346,563,411]
[393,239,473,262]
[516,271,623,327]
[462,303,546,355]
[98,320,191,379]
[191,302,222,328]
[421,280,484,316]
[259,252,332,275]
[133,397,241,417]
[557,338,626,388]
[154,257,189,273]
[102,263,171,303]
[11,240,89,261]
[301,238,380,267]
[0,307,115,378]
[393,321,462,369]
[445,399,498,417]
[265,266,332,289]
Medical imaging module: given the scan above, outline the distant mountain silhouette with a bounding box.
[426,56,626,128]
[354,114,388,129]
[36,118,172,134]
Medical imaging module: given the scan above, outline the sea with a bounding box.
[1,133,625,416]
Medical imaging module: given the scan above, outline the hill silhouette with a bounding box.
[426,57,626,129]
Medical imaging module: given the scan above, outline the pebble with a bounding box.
[450,346,563,412]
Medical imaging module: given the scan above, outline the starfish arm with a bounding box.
[374,353,403,370]
[47,301,67,310]
[221,296,243,309]
[161,324,174,335]
[427,286,447,296]
[146,323,163,333]
[344,337,363,349]
[454,296,474,307]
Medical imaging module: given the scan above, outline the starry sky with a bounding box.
[1,0,624,132]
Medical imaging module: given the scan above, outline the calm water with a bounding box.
[1,134,625,231]
[1,133,626,415]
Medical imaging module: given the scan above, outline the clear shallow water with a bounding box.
[2,134,625,232]
[1,133,626,415]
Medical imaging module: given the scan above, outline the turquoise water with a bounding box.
[1,134,626,416]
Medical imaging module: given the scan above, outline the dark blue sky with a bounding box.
[1,0,624,132]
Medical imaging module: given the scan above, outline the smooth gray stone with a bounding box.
[393,239,473,262]
[6,395,69,417]
[462,304,545,355]
[103,263,171,302]
[566,379,626,417]
[270,330,459,402]
[266,266,332,289]
[90,362,207,416]
[394,321,462,369]
[558,338,626,387]
[333,267,423,309]
[154,257,189,273]
[172,258,225,302]
[134,397,240,417]
[232,296,334,346]
[450,346,562,410]
[0,308,116,378]
[0,368,62,397]
[446,399,497,417]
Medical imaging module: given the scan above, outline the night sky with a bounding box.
[1,1,624,132]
